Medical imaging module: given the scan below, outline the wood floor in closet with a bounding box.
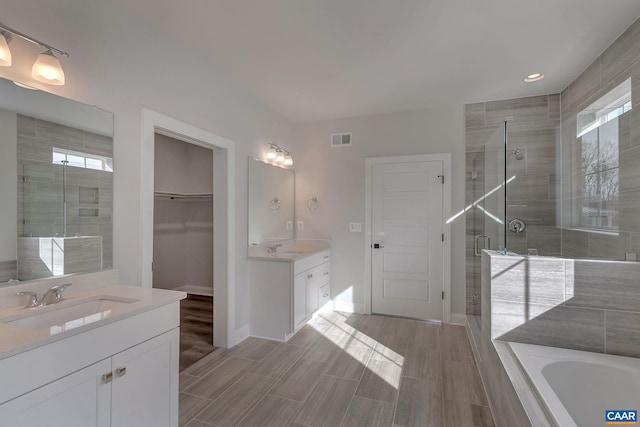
[180,295,215,371]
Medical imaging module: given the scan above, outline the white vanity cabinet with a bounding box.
[0,296,181,427]
[251,249,330,341]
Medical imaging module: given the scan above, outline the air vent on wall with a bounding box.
[331,132,352,147]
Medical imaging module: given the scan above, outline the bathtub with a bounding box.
[510,342,640,427]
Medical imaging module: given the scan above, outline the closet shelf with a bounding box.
[154,191,213,200]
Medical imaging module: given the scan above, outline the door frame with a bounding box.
[141,108,236,348]
[364,153,452,323]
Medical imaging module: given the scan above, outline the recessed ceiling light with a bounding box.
[524,73,544,83]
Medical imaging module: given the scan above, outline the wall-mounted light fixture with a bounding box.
[266,143,293,166]
[0,21,69,86]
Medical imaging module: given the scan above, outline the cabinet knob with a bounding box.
[324,255,329,259]
[323,271,329,276]
[115,366,127,378]
[307,274,313,279]
[102,372,113,384]
[323,293,329,298]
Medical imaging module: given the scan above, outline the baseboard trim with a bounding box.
[450,313,467,326]
[332,301,365,314]
[234,324,250,346]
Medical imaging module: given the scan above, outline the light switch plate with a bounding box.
[297,221,304,230]
[349,222,362,232]
[286,221,293,230]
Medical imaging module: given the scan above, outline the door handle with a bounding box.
[474,235,490,256]
[373,243,384,249]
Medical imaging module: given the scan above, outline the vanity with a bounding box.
[249,241,331,342]
[0,277,185,427]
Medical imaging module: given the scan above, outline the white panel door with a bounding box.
[371,161,444,320]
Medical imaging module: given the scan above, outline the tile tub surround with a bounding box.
[483,251,640,357]
[466,316,551,427]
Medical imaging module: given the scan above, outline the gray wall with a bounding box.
[560,17,640,260]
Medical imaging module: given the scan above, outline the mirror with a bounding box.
[0,77,114,284]
[247,158,294,246]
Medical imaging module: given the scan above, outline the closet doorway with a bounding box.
[153,134,215,370]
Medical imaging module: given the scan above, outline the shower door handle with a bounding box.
[474,235,490,256]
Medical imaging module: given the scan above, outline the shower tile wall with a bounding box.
[465,95,560,315]
[16,115,113,270]
[560,17,640,260]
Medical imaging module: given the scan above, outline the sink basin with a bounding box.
[4,296,139,334]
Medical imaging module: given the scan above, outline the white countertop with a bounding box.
[0,285,186,360]
[248,239,331,262]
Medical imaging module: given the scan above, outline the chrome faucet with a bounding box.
[266,244,283,253]
[16,283,72,308]
[40,284,71,306]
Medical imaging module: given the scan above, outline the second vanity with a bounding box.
[0,274,185,427]
[249,240,331,341]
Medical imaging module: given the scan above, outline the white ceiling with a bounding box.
[9,0,640,123]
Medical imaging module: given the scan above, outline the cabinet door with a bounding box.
[0,358,111,427]
[293,272,308,330]
[306,267,321,316]
[111,328,179,427]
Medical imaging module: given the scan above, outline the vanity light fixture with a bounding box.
[266,144,278,160]
[524,73,544,83]
[266,143,293,166]
[0,32,11,66]
[0,22,69,86]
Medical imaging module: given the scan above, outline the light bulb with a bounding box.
[284,153,293,166]
[276,150,285,163]
[32,50,65,85]
[0,34,11,66]
[266,146,277,159]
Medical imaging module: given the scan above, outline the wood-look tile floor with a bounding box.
[179,311,495,427]
[180,295,215,371]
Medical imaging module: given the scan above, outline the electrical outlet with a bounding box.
[349,222,362,232]
[286,221,293,230]
[297,221,304,230]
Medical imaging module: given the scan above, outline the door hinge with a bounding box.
[441,233,445,242]
[442,291,445,300]
[437,174,444,184]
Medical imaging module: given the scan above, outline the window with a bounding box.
[52,148,113,172]
[573,79,631,232]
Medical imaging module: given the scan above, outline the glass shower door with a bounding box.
[480,123,507,252]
